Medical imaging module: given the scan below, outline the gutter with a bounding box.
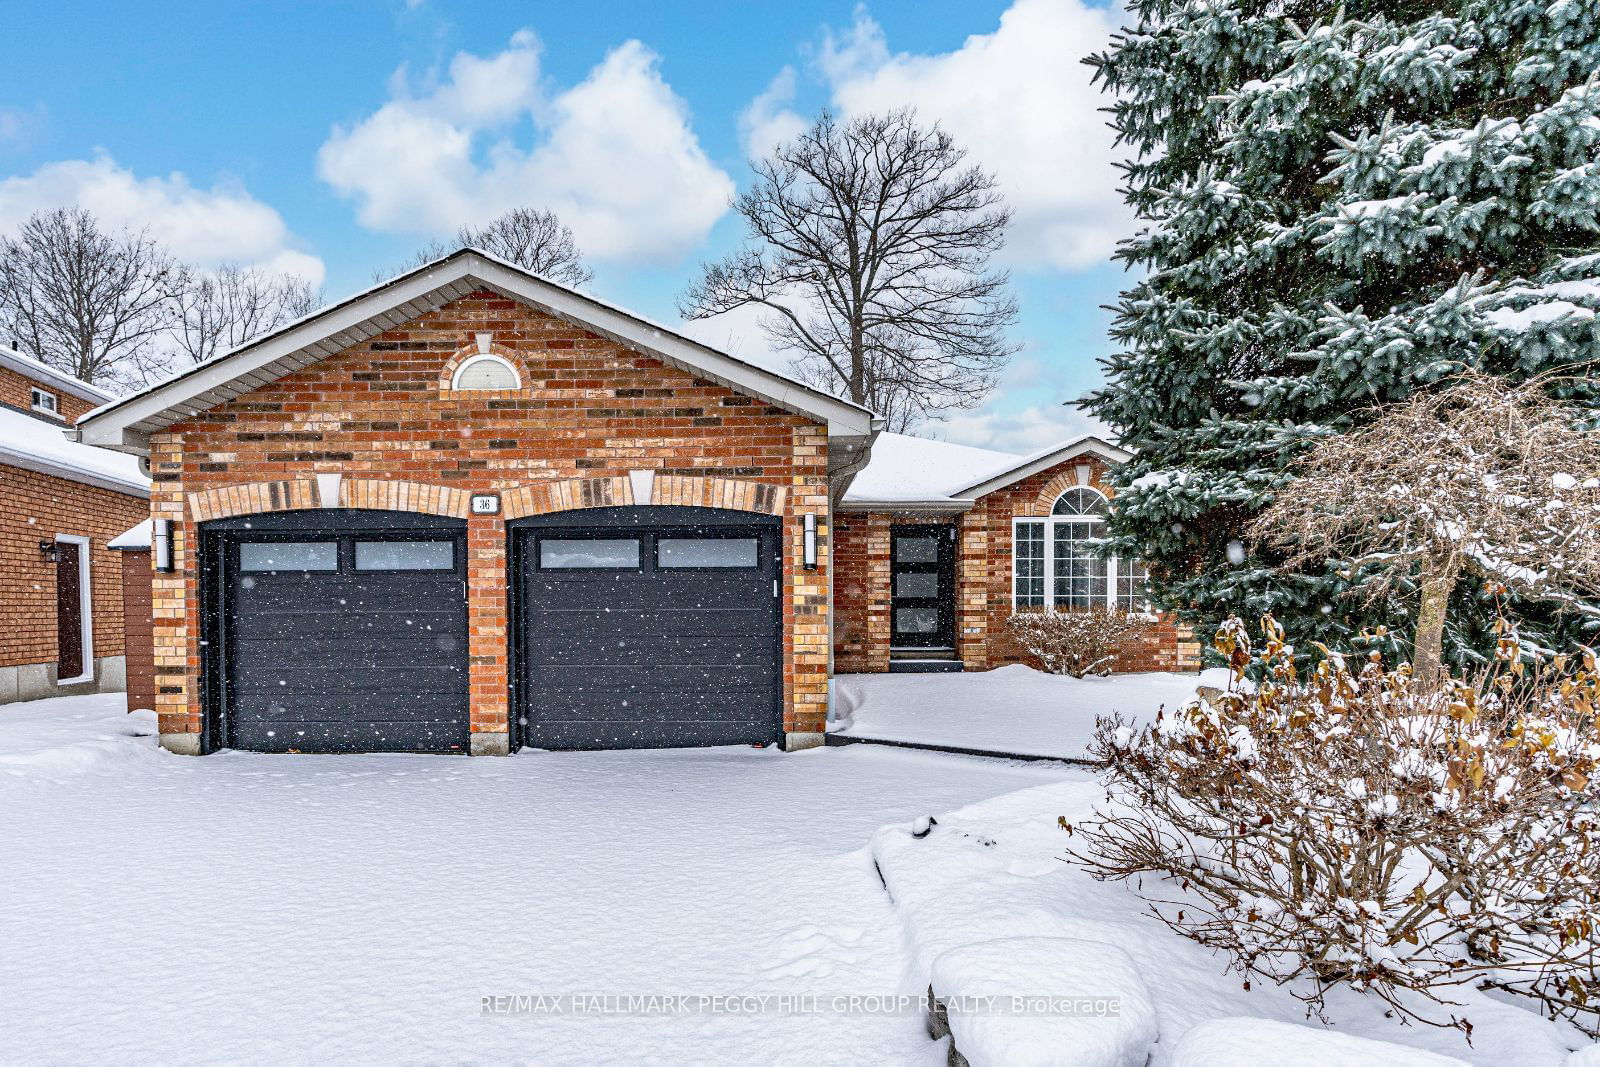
[835,497,975,515]
[0,444,150,498]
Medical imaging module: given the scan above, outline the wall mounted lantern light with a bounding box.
[153,519,175,573]
[802,513,818,570]
[38,540,59,563]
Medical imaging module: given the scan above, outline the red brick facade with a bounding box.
[834,454,1199,675]
[0,363,97,423]
[147,290,832,748]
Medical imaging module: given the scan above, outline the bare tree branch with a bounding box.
[1251,370,1600,681]
[388,207,593,288]
[681,109,1018,431]
[172,263,320,365]
[0,207,180,390]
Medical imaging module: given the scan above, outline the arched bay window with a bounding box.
[1013,487,1149,611]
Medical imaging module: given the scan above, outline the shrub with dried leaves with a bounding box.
[1006,608,1156,677]
[1069,614,1600,1037]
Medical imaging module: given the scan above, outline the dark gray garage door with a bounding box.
[209,511,469,754]
[515,506,782,750]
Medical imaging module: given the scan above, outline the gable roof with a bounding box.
[0,345,119,406]
[0,404,148,497]
[840,431,1130,512]
[75,248,879,455]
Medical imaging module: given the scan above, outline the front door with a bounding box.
[890,525,956,651]
[55,541,84,680]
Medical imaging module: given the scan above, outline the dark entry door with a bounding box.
[516,506,782,750]
[890,525,956,650]
[210,511,469,754]
[55,541,84,679]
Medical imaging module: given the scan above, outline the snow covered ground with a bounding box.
[0,693,1071,1065]
[872,778,1590,1066]
[831,664,1230,760]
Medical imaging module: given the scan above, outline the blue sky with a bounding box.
[0,0,1132,451]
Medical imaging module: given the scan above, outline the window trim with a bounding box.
[31,387,62,418]
[448,353,521,391]
[1011,491,1149,613]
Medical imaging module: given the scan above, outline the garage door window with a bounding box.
[239,542,337,572]
[657,537,759,569]
[355,540,455,571]
[540,538,640,569]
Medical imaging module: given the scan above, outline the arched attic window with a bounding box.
[450,353,521,391]
[1013,486,1148,611]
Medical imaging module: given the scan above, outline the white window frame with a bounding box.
[54,533,94,685]
[31,387,61,418]
[1011,489,1149,613]
[448,353,521,391]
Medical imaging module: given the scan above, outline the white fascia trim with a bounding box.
[54,533,94,685]
[0,448,150,498]
[953,436,1132,500]
[835,498,974,514]
[77,250,876,452]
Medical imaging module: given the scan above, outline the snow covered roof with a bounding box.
[0,346,120,406]
[74,248,880,456]
[0,405,148,497]
[109,519,153,550]
[841,432,1131,511]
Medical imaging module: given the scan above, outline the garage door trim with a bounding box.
[199,508,469,754]
[507,505,784,752]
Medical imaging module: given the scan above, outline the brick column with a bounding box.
[465,512,510,754]
[958,510,991,668]
[784,426,832,749]
[151,432,200,754]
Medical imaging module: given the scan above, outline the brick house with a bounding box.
[835,432,1197,675]
[76,249,1192,758]
[0,346,150,703]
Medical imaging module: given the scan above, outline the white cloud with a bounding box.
[318,32,735,263]
[806,0,1131,271]
[739,68,809,159]
[938,401,1110,454]
[0,105,43,149]
[0,155,324,283]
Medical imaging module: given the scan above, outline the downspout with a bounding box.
[824,420,886,726]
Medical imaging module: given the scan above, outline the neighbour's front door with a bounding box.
[890,525,956,651]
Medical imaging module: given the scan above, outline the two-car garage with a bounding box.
[203,506,783,754]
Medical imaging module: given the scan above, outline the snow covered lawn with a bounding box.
[873,778,1590,1066]
[830,664,1229,761]
[0,693,1072,1065]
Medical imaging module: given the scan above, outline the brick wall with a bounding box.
[835,453,1199,674]
[149,290,832,747]
[120,549,155,712]
[0,364,97,423]
[0,464,148,671]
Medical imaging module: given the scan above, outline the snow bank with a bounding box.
[0,694,161,779]
[831,665,1229,760]
[1170,1018,1468,1066]
[931,936,1157,1067]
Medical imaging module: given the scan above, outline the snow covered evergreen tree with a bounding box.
[1084,0,1600,663]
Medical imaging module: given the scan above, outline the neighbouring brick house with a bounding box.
[834,432,1198,675]
[78,249,1195,758]
[0,346,150,703]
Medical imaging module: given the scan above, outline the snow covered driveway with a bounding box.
[0,694,1070,1065]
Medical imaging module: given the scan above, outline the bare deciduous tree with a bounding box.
[680,109,1017,430]
[0,207,179,389]
[392,207,593,288]
[1251,371,1600,683]
[172,263,320,365]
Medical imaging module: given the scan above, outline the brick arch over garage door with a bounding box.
[185,474,787,524]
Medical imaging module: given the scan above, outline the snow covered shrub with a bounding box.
[1070,615,1600,1036]
[1006,609,1156,677]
